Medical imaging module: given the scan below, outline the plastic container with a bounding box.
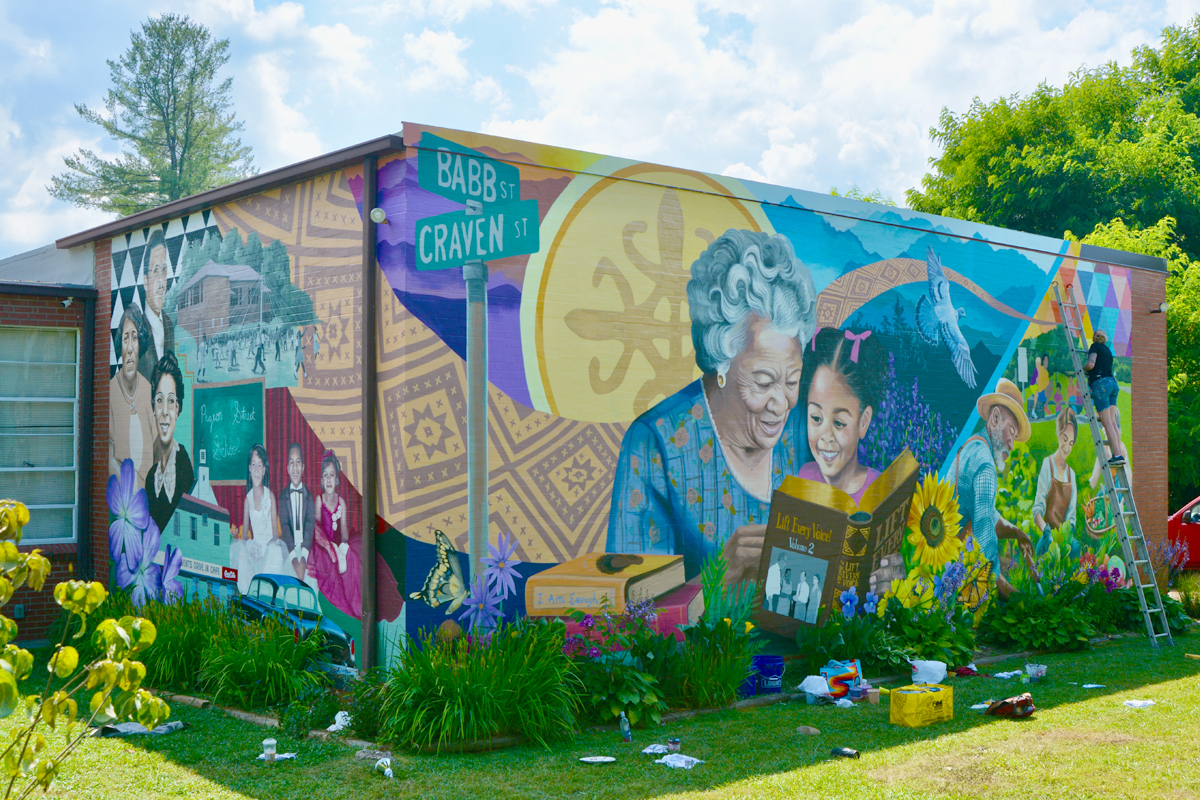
[262,738,277,764]
[753,655,786,695]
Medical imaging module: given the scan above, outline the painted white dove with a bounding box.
[915,247,977,388]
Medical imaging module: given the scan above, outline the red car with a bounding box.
[1168,497,1200,569]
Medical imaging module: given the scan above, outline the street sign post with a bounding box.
[415,133,538,582]
[414,199,540,271]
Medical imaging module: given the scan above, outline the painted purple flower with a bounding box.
[588,646,601,659]
[481,531,522,599]
[459,575,502,633]
[839,586,858,619]
[125,519,162,607]
[581,614,595,630]
[107,459,150,573]
[863,590,879,615]
[161,544,184,603]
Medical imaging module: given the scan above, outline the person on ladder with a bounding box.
[1084,329,1126,467]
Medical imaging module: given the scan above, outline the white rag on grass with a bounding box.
[1082,684,1106,689]
[257,753,298,761]
[798,676,832,697]
[1123,700,1155,709]
[641,744,669,755]
[969,703,991,711]
[655,754,703,769]
[994,671,1022,679]
[328,711,352,732]
[834,698,856,709]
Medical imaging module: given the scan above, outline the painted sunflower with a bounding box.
[888,572,935,611]
[906,472,964,569]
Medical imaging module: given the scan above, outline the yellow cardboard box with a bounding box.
[889,684,953,728]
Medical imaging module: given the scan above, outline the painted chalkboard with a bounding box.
[192,379,265,484]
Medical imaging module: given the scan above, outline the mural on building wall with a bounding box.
[105,174,407,667]
[377,124,1136,643]
[103,124,1141,663]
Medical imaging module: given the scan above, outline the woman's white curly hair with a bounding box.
[687,229,817,379]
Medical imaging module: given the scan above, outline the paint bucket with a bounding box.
[754,655,786,694]
[739,667,758,699]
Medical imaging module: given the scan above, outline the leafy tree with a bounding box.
[49,14,254,216]
[907,18,1200,258]
[830,186,897,206]
[0,500,169,798]
[907,16,1200,506]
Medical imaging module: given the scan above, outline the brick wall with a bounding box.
[1129,267,1168,547]
[92,239,112,584]
[0,290,89,643]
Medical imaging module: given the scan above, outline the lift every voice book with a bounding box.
[752,449,920,638]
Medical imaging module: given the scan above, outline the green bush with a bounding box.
[669,616,758,709]
[198,614,330,709]
[377,619,579,750]
[279,683,342,739]
[348,668,388,742]
[981,592,1096,652]
[794,613,912,677]
[883,601,977,667]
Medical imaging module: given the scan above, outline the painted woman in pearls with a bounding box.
[109,303,155,484]
[607,230,817,584]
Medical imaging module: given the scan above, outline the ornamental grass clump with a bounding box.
[376,619,580,750]
[197,614,329,709]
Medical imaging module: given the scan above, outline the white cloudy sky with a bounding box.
[2,0,1199,260]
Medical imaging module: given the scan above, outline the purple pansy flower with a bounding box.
[839,586,858,620]
[863,590,879,615]
[126,519,162,607]
[481,531,522,599]
[459,575,502,633]
[161,544,184,603]
[108,459,150,573]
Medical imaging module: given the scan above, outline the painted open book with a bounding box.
[751,449,920,638]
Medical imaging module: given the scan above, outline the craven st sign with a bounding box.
[414,199,540,271]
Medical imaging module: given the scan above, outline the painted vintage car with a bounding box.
[1168,497,1200,570]
[233,574,355,666]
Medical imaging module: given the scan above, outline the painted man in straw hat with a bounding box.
[951,378,1038,598]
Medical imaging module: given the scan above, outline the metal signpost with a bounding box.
[416,135,539,581]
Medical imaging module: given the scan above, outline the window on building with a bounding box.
[190,516,197,541]
[0,326,79,543]
[213,523,220,547]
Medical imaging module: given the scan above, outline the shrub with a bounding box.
[377,619,579,750]
[981,592,1096,652]
[347,669,388,742]
[566,601,668,725]
[1178,572,1200,620]
[280,683,342,739]
[198,615,329,709]
[669,616,758,709]
[794,612,912,677]
[1149,538,1189,591]
[881,599,976,667]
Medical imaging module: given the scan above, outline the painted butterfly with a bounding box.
[408,530,468,614]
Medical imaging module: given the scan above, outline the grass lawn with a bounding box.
[11,631,1200,800]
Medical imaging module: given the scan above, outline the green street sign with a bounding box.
[414,199,540,271]
[417,132,522,206]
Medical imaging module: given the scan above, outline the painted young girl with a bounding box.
[310,450,362,618]
[231,444,287,595]
[795,327,887,503]
[1033,407,1079,557]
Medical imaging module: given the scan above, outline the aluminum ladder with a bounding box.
[1052,283,1173,647]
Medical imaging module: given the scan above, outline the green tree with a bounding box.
[830,186,896,206]
[49,14,254,216]
[907,16,1200,507]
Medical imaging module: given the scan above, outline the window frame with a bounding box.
[0,325,80,545]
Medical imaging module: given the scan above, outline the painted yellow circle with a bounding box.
[535,166,772,423]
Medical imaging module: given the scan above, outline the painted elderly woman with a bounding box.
[606,229,816,584]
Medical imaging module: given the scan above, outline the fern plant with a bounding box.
[699,553,757,629]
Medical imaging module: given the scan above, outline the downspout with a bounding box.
[360,157,379,670]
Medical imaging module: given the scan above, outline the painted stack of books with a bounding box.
[524,553,704,640]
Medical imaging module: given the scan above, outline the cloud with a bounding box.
[0,114,112,253]
[405,29,472,90]
[366,0,554,24]
[487,0,1189,202]
[242,54,324,164]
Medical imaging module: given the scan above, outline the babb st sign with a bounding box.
[418,132,522,206]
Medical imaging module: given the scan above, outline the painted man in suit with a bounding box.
[138,230,176,381]
[279,442,316,583]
